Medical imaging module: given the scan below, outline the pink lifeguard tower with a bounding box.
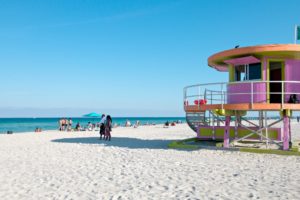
[184,44,300,150]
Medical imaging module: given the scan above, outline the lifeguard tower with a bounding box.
[184,44,300,150]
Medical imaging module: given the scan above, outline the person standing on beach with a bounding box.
[62,118,66,131]
[59,118,63,131]
[99,114,106,139]
[68,118,73,131]
[65,118,69,131]
[125,119,131,127]
[104,115,112,141]
[61,118,66,131]
[75,122,81,131]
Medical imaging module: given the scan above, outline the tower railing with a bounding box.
[184,80,300,109]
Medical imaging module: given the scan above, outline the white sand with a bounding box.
[0,124,299,200]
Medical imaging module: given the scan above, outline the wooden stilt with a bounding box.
[289,118,291,146]
[223,116,231,148]
[259,111,263,141]
[283,114,290,150]
[265,111,269,148]
[234,113,238,139]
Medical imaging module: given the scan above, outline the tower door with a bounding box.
[269,62,283,103]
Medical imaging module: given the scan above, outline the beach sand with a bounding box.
[0,123,299,200]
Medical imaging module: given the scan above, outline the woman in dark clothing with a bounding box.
[105,115,112,141]
[99,114,106,140]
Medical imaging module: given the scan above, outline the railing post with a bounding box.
[221,84,224,109]
[198,86,201,108]
[183,88,186,109]
[251,81,253,108]
[265,111,269,149]
[281,81,284,108]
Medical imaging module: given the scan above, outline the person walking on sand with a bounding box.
[104,115,112,141]
[99,114,106,139]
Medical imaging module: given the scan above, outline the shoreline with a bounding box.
[0,122,184,134]
[0,117,186,134]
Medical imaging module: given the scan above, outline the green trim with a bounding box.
[168,138,199,149]
[240,148,300,156]
[168,138,300,156]
[229,64,234,82]
[261,58,265,80]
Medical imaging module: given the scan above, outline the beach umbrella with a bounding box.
[83,112,101,117]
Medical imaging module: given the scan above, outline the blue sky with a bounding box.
[0,0,299,117]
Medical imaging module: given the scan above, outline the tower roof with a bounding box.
[208,44,300,71]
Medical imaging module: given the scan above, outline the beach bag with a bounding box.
[288,94,299,103]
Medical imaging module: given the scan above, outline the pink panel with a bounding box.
[262,57,267,80]
[214,65,228,72]
[285,59,300,102]
[227,82,267,103]
[283,116,290,150]
[224,56,260,66]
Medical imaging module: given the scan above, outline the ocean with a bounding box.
[0,117,186,134]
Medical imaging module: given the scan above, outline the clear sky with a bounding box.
[0,0,299,117]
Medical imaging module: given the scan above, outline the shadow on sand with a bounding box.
[51,137,174,150]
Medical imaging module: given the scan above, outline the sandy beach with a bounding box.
[0,123,299,200]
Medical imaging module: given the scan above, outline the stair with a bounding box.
[186,112,208,132]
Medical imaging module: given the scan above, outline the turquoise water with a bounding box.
[0,117,185,134]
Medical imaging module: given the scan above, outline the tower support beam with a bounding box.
[223,116,231,148]
[283,114,290,150]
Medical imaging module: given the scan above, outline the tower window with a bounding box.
[235,63,261,81]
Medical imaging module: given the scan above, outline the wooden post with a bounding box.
[234,113,238,139]
[289,118,291,145]
[224,116,231,148]
[259,111,263,141]
[283,114,290,150]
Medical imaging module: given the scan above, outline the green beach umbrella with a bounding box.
[83,112,101,117]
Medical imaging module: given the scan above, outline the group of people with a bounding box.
[124,120,154,128]
[99,114,112,141]
[125,119,141,128]
[164,120,182,128]
[124,119,182,128]
[59,117,182,132]
[58,114,113,141]
[59,118,73,131]
[35,127,42,132]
